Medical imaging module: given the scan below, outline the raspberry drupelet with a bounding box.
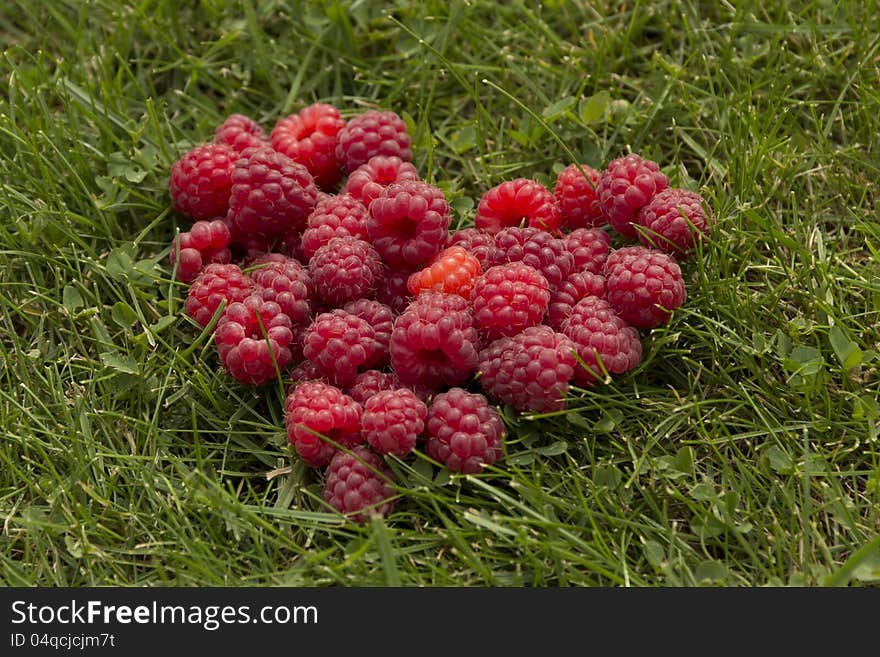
[170,219,232,283]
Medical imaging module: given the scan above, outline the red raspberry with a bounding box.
[389,292,479,388]
[448,227,497,271]
[289,358,325,385]
[375,266,416,315]
[491,226,574,288]
[367,181,451,268]
[406,245,482,299]
[322,446,395,522]
[605,246,686,328]
[474,178,560,234]
[470,262,550,341]
[168,142,236,220]
[270,103,346,190]
[171,219,232,283]
[214,294,293,385]
[309,236,384,307]
[546,271,607,330]
[346,369,401,406]
[185,263,254,327]
[250,255,313,326]
[362,388,427,457]
[214,113,268,153]
[343,298,394,368]
[302,309,382,387]
[636,187,714,256]
[562,296,642,387]
[562,227,611,275]
[341,155,420,208]
[286,381,363,467]
[424,388,504,474]
[477,325,576,413]
[335,109,413,173]
[226,146,319,242]
[300,194,370,260]
[554,163,604,229]
[596,154,669,239]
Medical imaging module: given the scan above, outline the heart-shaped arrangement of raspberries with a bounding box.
[165,102,715,523]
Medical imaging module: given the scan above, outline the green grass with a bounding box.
[1,0,878,587]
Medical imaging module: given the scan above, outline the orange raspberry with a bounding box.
[406,245,482,299]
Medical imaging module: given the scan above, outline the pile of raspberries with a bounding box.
[166,103,713,523]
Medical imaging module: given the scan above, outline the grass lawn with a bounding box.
[1,0,878,587]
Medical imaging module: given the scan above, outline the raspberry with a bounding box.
[636,187,714,256]
[309,236,383,307]
[562,227,611,275]
[406,246,482,299]
[285,381,363,467]
[270,103,346,190]
[375,266,416,315]
[250,255,313,326]
[302,309,382,387]
[424,388,504,474]
[214,294,293,385]
[322,446,395,522]
[346,369,401,406]
[170,219,232,283]
[185,263,254,327]
[474,178,560,234]
[300,193,371,260]
[367,181,451,268]
[289,358,325,385]
[546,271,607,330]
[491,226,574,288]
[561,295,642,387]
[341,155,420,208]
[448,227,497,270]
[389,292,479,388]
[335,109,413,173]
[168,142,237,220]
[554,163,604,229]
[604,246,686,329]
[470,262,550,341]
[362,388,427,457]
[477,325,576,413]
[226,146,319,242]
[342,298,394,368]
[596,154,669,239]
[214,113,268,153]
